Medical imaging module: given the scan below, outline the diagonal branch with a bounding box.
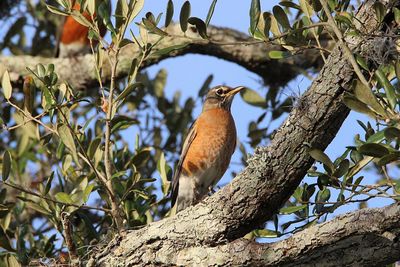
[0,24,329,90]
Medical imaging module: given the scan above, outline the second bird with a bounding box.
[171,85,245,213]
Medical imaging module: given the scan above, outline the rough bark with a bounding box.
[164,203,400,266]
[89,0,400,266]
[0,24,329,89]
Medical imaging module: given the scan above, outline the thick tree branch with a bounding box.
[90,0,399,265]
[0,24,328,89]
[173,203,400,266]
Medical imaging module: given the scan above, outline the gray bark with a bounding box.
[0,24,328,89]
[167,204,400,266]
[88,0,400,266]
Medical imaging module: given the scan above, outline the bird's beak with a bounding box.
[227,86,246,96]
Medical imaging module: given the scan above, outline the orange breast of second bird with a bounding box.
[60,14,91,45]
[182,108,237,180]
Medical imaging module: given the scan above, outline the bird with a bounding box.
[170,85,245,214]
[58,2,106,57]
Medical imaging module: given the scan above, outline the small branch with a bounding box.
[61,212,79,265]
[6,110,48,131]
[7,100,56,134]
[1,180,109,212]
[103,47,124,229]
[319,0,370,87]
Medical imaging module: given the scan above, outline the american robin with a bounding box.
[58,2,106,57]
[170,85,245,213]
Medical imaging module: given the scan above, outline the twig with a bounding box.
[7,100,56,134]
[61,212,79,265]
[319,0,370,87]
[1,180,109,212]
[6,110,48,131]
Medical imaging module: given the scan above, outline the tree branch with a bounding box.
[173,203,400,266]
[89,0,399,265]
[0,24,329,90]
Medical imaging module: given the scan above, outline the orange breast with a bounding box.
[60,3,106,45]
[182,108,236,178]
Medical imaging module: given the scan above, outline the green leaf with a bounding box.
[299,0,313,18]
[249,0,261,35]
[355,55,369,71]
[188,17,208,39]
[83,184,95,203]
[395,60,400,81]
[343,95,377,117]
[129,0,144,23]
[115,0,129,30]
[1,70,12,100]
[36,64,46,77]
[317,188,331,202]
[62,154,72,173]
[116,82,144,102]
[165,0,174,27]
[131,147,153,168]
[377,153,400,166]
[253,229,279,238]
[240,88,267,108]
[348,156,373,178]
[55,192,73,204]
[44,172,54,195]
[180,1,191,33]
[25,202,51,216]
[352,80,385,116]
[366,129,385,143]
[198,74,213,97]
[358,143,389,157]
[154,69,167,97]
[395,179,400,193]
[88,137,102,159]
[157,152,171,196]
[279,204,307,214]
[111,116,139,133]
[333,159,349,178]
[205,0,218,26]
[272,6,290,30]
[154,43,190,56]
[375,69,397,110]
[394,7,400,24]
[57,124,78,164]
[268,50,291,59]
[384,127,400,140]
[71,10,92,27]
[373,2,385,23]
[262,12,272,37]
[351,176,364,192]
[46,4,69,16]
[279,1,301,10]
[87,0,96,15]
[2,151,11,181]
[142,18,168,36]
[0,226,15,251]
[309,148,334,173]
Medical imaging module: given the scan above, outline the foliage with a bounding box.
[0,0,399,264]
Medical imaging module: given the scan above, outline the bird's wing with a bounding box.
[170,120,198,208]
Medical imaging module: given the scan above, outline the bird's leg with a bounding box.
[207,185,216,195]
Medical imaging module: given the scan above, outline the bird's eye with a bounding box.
[216,89,224,96]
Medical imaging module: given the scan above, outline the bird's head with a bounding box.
[203,85,245,111]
